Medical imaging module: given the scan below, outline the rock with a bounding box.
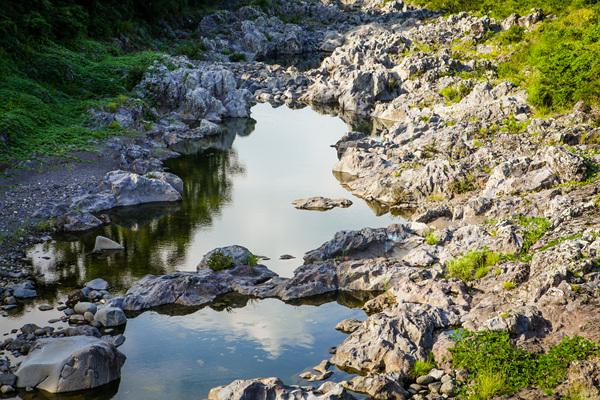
[335,318,363,334]
[86,278,110,291]
[56,211,103,232]
[291,197,353,211]
[11,281,37,299]
[74,302,97,315]
[343,374,409,400]
[0,385,14,394]
[108,264,278,311]
[331,303,461,377]
[416,375,435,385]
[279,254,295,260]
[38,304,53,311]
[102,170,182,207]
[84,311,95,323]
[207,377,356,400]
[313,359,331,374]
[15,336,125,393]
[92,236,124,253]
[94,307,127,327]
[0,373,16,386]
[198,245,254,270]
[440,380,455,396]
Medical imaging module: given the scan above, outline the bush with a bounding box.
[450,330,600,397]
[246,254,258,267]
[206,251,235,271]
[425,230,440,245]
[446,249,503,281]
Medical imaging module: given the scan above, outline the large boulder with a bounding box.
[103,170,182,207]
[15,336,125,393]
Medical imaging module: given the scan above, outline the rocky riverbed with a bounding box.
[1,0,599,399]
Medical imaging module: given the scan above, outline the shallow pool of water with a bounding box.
[7,103,399,399]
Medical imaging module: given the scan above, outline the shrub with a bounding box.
[446,249,503,281]
[502,281,516,290]
[450,330,600,397]
[206,251,234,271]
[449,172,476,194]
[229,52,246,62]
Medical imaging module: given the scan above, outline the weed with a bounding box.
[446,249,503,282]
[206,251,234,271]
[424,230,440,245]
[502,281,516,290]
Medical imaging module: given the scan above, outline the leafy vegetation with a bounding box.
[425,230,440,245]
[446,249,503,282]
[451,330,600,399]
[440,83,471,104]
[411,358,435,378]
[246,254,258,267]
[0,0,226,161]
[411,0,600,113]
[206,251,235,271]
[513,215,551,253]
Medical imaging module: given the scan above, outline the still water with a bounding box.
[7,103,398,399]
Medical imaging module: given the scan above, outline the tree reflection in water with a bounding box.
[27,118,255,293]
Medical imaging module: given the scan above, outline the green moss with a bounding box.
[502,281,517,290]
[446,249,504,282]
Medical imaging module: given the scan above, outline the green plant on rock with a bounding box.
[424,230,440,245]
[502,281,517,290]
[246,254,258,267]
[513,215,551,253]
[440,83,471,105]
[450,330,600,398]
[207,251,234,271]
[411,358,436,378]
[446,249,503,282]
[449,172,477,194]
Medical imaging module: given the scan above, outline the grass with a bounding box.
[449,172,477,194]
[446,249,503,282]
[424,230,440,245]
[440,83,471,104]
[450,330,600,398]
[206,251,235,271]
[513,215,551,253]
[246,254,258,267]
[0,41,162,161]
[502,281,516,290]
[411,358,435,378]
[411,1,600,114]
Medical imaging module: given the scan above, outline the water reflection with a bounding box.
[27,103,398,291]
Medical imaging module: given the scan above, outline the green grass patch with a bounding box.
[513,215,551,253]
[440,83,471,104]
[0,42,161,161]
[411,358,436,378]
[446,249,503,282]
[424,230,440,245]
[451,330,600,398]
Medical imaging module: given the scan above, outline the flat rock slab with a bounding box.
[93,236,124,253]
[292,196,353,211]
[16,336,125,393]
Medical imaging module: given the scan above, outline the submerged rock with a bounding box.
[15,336,125,393]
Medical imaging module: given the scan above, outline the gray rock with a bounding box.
[15,336,125,393]
[94,307,127,327]
[56,211,103,232]
[86,278,110,291]
[73,302,97,315]
[208,377,355,400]
[198,245,254,270]
[291,197,353,211]
[11,281,37,299]
[92,236,124,253]
[102,170,182,207]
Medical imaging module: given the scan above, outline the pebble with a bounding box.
[416,375,435,385]
[37,303,53,311]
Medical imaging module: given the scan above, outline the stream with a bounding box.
[4,103,399,399]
